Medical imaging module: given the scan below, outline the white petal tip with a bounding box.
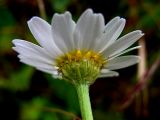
[27,16,43,27]
[52,74,62,79]
[141,33,145,36]
[12,47,17,51]
[137,46,142,48]
[12,39,18,44]
[112,72,119,77]
[84,8,93,14]
[120,18,126,23]
[64,11,71,15]
[135,30,144,36]
[12,39,26,46]
[12,39,22,45]
[27,16,39,22]
[100,69,119,77]
[114,16,120,19]
[99,72,119,78]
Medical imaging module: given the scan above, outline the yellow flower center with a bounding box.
[56,50,106,85]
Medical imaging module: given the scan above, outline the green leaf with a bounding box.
[0,6,16,27]
[50,0,71,12]
[46,75,80,113]
[0,66,34,91]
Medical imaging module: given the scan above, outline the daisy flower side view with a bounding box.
[12,9,144,120]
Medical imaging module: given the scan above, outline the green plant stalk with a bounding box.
[75,84,93,120]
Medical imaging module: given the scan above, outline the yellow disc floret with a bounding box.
[56,50,106,85]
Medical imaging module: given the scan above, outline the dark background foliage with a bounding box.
[0,0,160,120]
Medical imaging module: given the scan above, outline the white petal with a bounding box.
[101,30,144,57]
[51,12,76,52]
[95,17,126,52]
[89,13,105,49]
[52,74,62,79]
[18,53,54,66]
[105,55,140,70]
[104,17,120,31]
[99,69,119,78]
[74,9,104,49]
[36,67,58,75]
[108,46,141,60]
[19,55,55,70]
[28,17,62,57]
[14,46,54,66]
[13,40,57,69]
[12,39,55,61]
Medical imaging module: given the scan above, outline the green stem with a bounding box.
[75,84,93,120]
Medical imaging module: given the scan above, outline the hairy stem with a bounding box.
[75,84,93,120]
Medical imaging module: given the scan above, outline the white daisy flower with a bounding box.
[12,9,144,84]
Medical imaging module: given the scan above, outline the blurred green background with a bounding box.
[0,0,160,120]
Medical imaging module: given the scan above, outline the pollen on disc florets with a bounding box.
[56,50,106,85]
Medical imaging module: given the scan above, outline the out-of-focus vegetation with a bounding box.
[0,0,160,120]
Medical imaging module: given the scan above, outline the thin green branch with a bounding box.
[43,107,81,120]
[119,56,160,110]
[36,0,47,20]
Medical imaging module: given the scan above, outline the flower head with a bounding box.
[12,9,144,85]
